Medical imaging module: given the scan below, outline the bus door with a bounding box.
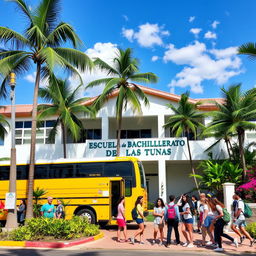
[110,179,124,219]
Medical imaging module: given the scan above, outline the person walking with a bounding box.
[17,199,26,225]
[165,195,181,248]
[208,198,238,252]
[152,198,165,246]
[130,196,145,244]
[116,196,128,242]
[40,197,55,218]
[200,197,214,246]
[55,199,65,219]
[231,191,255,247]
[180,194,194,248]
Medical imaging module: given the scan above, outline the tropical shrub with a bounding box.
[246,222,256,238]
[33,187,47,217]
[237,168,256,202]
[9,216,99,241]
[192,160,243,198]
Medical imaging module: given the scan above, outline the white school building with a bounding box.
[0,85,255,203]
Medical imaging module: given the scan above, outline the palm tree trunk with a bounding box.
[116,111,122,157]
[26,63,41,220]
[224,138,231,160]
[186,132,200,194]
[238,129,247,181]
[61,122,67,158]
[228,139,235,160]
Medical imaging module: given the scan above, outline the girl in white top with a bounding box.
[179,194,194,248]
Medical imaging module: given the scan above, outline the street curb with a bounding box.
[0,232,104,248]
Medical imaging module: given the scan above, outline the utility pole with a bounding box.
[5,72,18,230]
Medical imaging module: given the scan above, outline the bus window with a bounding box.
[75,163,103,177]
[125,179,132,197]
[138,162,146,188]
[49,164,75,178]
[0,166,9,180]
[17,165,28,180]
[104,161,133,177]
[35,165,49,179]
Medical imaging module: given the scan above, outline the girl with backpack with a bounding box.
[208,198,238,252]
[180,194,194,248]
[130,196,146,244]
[152,198,165,245]
[116,196,128,242]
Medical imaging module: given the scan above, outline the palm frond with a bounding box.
[86,77,112,89]
[10,0,33,23]
[238,42,256,59]
[93,58,119,75]
[130,72,158,83]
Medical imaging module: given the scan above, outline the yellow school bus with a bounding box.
[0,156,147,225]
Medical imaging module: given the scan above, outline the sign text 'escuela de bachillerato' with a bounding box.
[88,139,185,157]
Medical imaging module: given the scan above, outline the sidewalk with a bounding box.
[79,222,255,253]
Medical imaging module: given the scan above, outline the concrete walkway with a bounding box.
[79,222,255,253]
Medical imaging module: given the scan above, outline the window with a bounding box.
[120,129,151,139]
[67,129,102,143]
[15,120,56,144]
[0,166,9,180]
[49,164,75,178]
[138,161,146,188]
[75,163,103,177]
[0,137,4,146]
[169,129,196,140]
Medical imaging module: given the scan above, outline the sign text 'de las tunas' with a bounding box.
[88,139,185,157]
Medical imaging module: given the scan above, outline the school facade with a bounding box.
[0,85,255,203]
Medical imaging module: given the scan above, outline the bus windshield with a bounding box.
[138,161,146,188]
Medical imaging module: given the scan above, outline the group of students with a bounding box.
[115,192,255,251]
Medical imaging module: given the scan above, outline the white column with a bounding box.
[101,116,109,140]
[158,160,167,203]
[223,182,235,230]
[158,114,165,138]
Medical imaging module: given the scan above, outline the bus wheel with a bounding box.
[76,209,96,224]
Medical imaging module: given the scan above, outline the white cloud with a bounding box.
[211,20,220,29]
[204,31,217,39]
[122,15,128,21]
[189,28,202,38]
[163,41,243,94]
[24,72,48,87]
[189,16,195,23]
[122,23,170,48]
[122,28,134,42]
[70,42,119,97]
[151,56,159,62]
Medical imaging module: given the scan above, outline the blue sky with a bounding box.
[1,0,256,104]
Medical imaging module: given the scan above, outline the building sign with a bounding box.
[88,138,185,158]
[5,192,16,209]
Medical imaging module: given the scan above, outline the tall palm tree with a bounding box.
[164,93,205,193]
[0,0,93,219]
[38,75,94,158]
[86,48,158,156]
[204,84,256,180]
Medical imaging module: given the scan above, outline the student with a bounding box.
[40,197,55,218]
[191,195,200,232]
[116,196,128,242]
[17,199,26,225]
[55,200,65,219]
[208,198,238,252]
[165,195,181,248]
[131,196,145,244]
[180,194,194,248]
[152,198,165,245]
[200,198,214,246]
[231,191,255,247]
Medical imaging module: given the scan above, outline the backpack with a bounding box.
[167,205,177,219]
[244,203,253,218]
[222,208,231,224]
[131,207,138,220]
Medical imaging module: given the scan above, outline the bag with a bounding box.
[167,205,177,219]
[222,208,231,224]
[244,203,253,218]
[131,207,138,220]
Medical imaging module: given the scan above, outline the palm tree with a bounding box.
[164,93,205,193]
[86,48,158,156]
[38,75,94,158]
[0,0,93,219]
[0,114,8,140]
[204,84,256,180]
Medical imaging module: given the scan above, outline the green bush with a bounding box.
[9,216,99,241]
[148,202,154,210]
[246,222,256,238]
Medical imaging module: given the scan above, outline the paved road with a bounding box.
[0,249,255,256]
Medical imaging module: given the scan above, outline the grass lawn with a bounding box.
[146,214,154,222]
